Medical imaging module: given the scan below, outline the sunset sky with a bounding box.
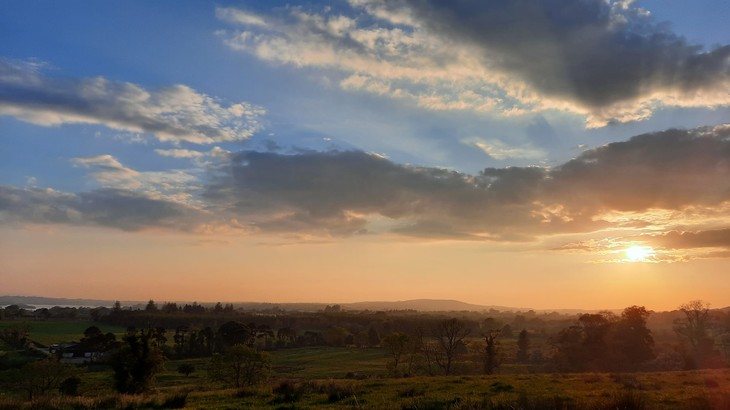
[1,0,729,311]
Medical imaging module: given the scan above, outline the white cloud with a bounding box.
[465,138,546,160]
[217,2,730,127]
[154,149,205,159]
[0,59,265,144]
[72,154,200,206]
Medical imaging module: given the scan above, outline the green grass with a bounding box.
[1,354,729,409]
[269,346,390,379]
[0,320,127,346]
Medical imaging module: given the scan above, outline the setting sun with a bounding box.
[624,245,655,262]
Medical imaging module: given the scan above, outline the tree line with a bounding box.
[2,299,729,399]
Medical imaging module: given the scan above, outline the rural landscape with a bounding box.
[1,297,729,409]
[2,0,730,408]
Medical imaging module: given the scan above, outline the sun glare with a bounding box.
[624,245,655,262]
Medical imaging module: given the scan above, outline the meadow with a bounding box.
[0,320,127,346]
[2,356,729,409]
[2,314,730,409]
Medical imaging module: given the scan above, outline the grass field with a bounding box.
[2,321,730,409]
[2,366,729,409]
[0,320,127,346]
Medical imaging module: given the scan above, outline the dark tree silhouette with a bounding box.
[435,318,471,375]
[613,305,655,369]
[111,327,165,393]
[517,329,530,363]
[484,330,500,374]
[17,358,77,400]
[382,332,410,371]
[145,299,158,312]
[208,344,270,387]
[675,300,717,368]
[217,321,253,349]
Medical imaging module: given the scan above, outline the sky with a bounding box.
[1,0,729,311]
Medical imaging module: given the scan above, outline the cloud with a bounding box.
[0,186,201,232]
[154,149,205,159]
[465,138,546,160]
[217,1,730,127]
[201,124,730,242]
[643,229,730,250]
[2,124,729,250]
[0,59,264,144]
[71,154,200,206]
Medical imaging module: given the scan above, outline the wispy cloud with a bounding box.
[0,59,265,144]
[217,1,730,127]
[72,154,200,206]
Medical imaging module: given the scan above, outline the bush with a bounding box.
[272,380,303,403]
[159,392,188,409]
[177,363,195,377]
[398,386,426,398]
[59,376,81,396]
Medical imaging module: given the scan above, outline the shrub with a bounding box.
[272,380,303,403]
[177,363,195,377]
[58,376,81,396]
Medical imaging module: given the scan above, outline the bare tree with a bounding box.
[17,358,77,400]
[434,318,471,375]
[484,330,501,374]
[675,300,716,367]
[676,300,712,350]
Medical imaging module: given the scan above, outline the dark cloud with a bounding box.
[3,125,729,243]
[0,186,199,232]
[548,126,730,212]
[649,229,730,250]
[204,124,730,239]
[401,0,730,110]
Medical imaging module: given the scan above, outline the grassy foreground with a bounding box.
[2,351,729,409]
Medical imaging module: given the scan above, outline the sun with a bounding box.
[624,245,655,262]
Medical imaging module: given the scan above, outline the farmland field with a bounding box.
[0,320,127,346]
[2,318,730,409]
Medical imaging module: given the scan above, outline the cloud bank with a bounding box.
[217,0,730,126]
[0,59,264,144]
[2,125,729,257]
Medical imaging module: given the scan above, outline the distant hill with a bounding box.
[0,296,521,312]
[4,295,716,314]
[0,295,126,308]
[341,299,521,312]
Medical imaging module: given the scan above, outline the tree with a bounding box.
[111,327,166,393]
[613,306,655,369]
[516,329,530,363]
[79,326,117,357]
[367,326,380,347]
[552,325,587,372]
[17,358,77,400]
[207,344,270,387]
[484,330,500,374]
[675,300,716,367]
[217,321,253,350]
[0,322,31,349]
[213,302,224,314]
[145,299,158,312]
[382,332,410,372]
[434,318,471,375]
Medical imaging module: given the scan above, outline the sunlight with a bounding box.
[624,245,655,262]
